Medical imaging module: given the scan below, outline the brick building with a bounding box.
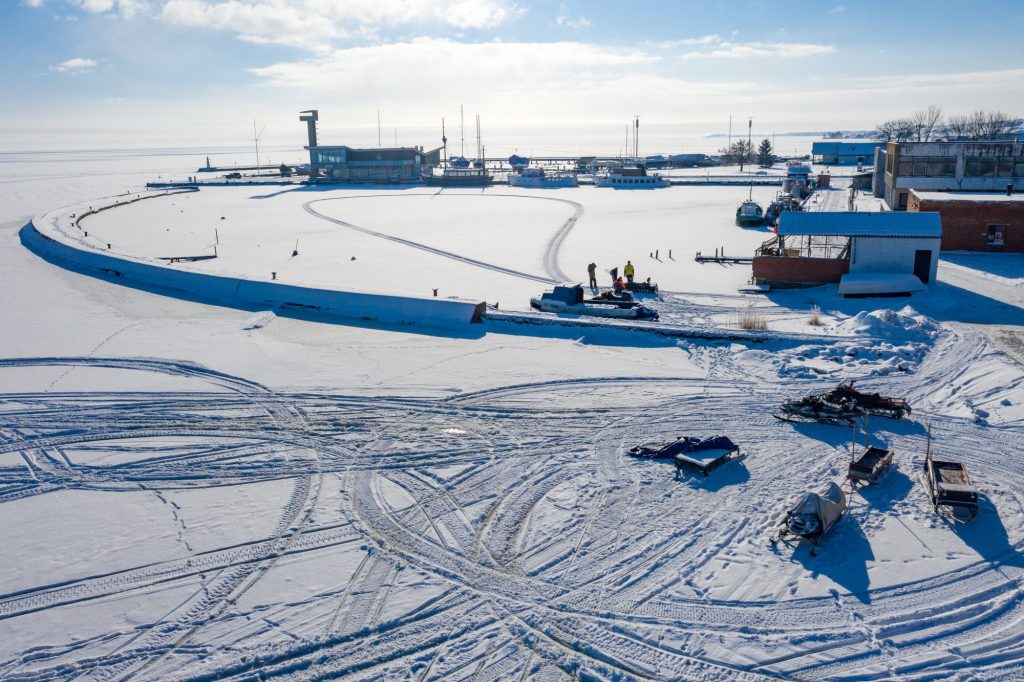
[908,190,1024,251]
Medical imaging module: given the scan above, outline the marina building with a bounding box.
[811,141,882,166]
[299,109,441,183]
[875,141,1024,210]
[908,189,1024,251]
[752,212,941,295]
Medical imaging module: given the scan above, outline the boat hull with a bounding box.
[508,175,578,188]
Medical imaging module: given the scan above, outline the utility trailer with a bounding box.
[847,415,894,485]
[924,437,978,522]
[849,446,894,484]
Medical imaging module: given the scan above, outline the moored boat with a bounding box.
[735,199,765,227]
[595,165,669,189]
[508,167,578,188]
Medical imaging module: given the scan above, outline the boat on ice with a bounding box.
[530,284,659,320]
[508,167,578,188]
[735,199,765,227]
[595,165,669,189]
[422,165,493,187]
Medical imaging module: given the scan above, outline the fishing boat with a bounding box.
[595,165,669,189]
[735,181,765,227]
[508,167,578,188]
[735,200,764,227]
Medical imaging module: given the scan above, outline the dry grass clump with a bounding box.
[808,304,822,326]
[736,304,768,331]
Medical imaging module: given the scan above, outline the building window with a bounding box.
[897,192,909,210]
[988,225,1006,246]
[965,158,996,177]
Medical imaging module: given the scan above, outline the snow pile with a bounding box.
[727,307,943,380]
[833,306,940,341]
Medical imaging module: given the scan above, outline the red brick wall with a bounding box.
[909,194,1024,251]
[752,256,850,284]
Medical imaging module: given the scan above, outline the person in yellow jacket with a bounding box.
[624,260,635,285]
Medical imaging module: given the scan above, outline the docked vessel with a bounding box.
[735,199,765,227]
[508,167,578,188]
[530,284,659,320]
[595,165,669,189]
[422,166,493,187]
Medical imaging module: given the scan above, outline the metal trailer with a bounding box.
[924,432,978,522]
[847,415,894,485]
[673,436,740,477]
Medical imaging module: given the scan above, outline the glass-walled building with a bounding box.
[308,146,441,183]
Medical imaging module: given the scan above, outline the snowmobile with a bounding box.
[824,381,911,420]
[530,284,659,320]
[774,394,861,426]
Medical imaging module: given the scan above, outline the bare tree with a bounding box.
[981,110,1014,140]
[945,113,971,140]
[910,105,943,141]
[966,110,988,140]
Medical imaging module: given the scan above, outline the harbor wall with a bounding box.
[26,192,485,328]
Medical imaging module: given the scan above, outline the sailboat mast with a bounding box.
[460,105,465,158]
[441,118,448,169]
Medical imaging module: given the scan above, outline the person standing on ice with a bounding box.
[624,260,635,285]
[587,262,598,290]
[609,266,618,285]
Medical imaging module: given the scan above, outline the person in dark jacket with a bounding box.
[587,262,598,289]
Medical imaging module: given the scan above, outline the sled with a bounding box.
[847,415,894,486]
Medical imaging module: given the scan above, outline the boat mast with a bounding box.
[476,113,482,166]
[441,118,448,170]
[460,104,465,158]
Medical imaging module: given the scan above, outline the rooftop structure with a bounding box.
[878,141,1024,210]
[777,211,942,238]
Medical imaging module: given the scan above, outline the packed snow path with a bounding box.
[1,337,1023,680]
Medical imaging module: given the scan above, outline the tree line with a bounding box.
[719,138,776,168]
[875,106,1020,143]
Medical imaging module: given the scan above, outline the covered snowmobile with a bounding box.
[772,482,847,549]
[628,435,740,476]
[530,284,659,320]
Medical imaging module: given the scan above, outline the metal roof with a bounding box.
[811,142,882,156]
[777,211,942,238]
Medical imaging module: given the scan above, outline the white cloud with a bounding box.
[50,57,97,72]
[73,0,146,16]
[160,0,522,50]
[830,5,846,13]
[555,4,589,29]
[22,0,45,7]
[674,35,835,60]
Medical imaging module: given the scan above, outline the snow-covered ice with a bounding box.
[2,150,1024,680]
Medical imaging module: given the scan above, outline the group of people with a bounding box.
[587,260,636,292]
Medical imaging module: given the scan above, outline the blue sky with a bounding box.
[2,0,1023,151]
